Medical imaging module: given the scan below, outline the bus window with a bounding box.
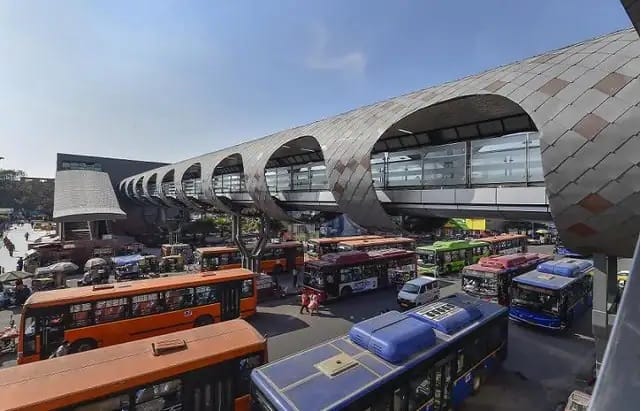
[132,293,162,317]
[237,354,263,396]
[135,379,182,410]
[408,369,433,411]
[351,267,363,282]
[22,315,37,356]
[69,302,93,328]
[241,279,254,298]
[94,297,128,324]
[195,285,219,305]
[164,288,195,310]
[340,268,352,283]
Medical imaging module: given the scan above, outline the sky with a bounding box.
[0,0,633,177]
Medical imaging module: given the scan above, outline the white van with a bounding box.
[397,276,439,309]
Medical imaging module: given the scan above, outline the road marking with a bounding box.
[573,333,595,342]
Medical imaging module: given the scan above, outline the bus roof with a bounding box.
[512,270,583,290]
[0,320,265,411]
[308,235,382,245]
[537,258,593,277]
[306,248,415,268]
[251,294,506,411]
[196,242,302,255]
[479,233,527,243]
[338,237,415,247]
[24,268,255,308]
[417,239,488,252]
[195,246,238,254]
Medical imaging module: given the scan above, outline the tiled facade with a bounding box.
[121,29,639,257]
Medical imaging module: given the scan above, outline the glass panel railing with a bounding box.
[161,182,176,197]
[387,159,422,187]
[526,132,544,183]
[423,142,466,186]
[149,184,159,197]
[470,132,528,185]
[182,179,203,197]
[310,165,328,190]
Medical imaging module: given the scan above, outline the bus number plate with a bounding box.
[184,310,193,317]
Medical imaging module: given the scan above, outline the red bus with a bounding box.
[304,235,383,259]
[461,252,552,305]
[195,241,304,274]
[480,234,528,255]
[303,248,417,302]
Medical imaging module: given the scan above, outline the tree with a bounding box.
[0,169,54,216]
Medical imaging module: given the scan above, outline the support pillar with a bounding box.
[231,214,250,270]
[592,253,619,371]
[251,216,270,273]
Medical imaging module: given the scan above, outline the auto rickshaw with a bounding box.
[23,249,40,274]
[160,255,184,273]
[112,255,143,281]
[139,255,160,275]
[161,243,193,264]
[32,267,58,292]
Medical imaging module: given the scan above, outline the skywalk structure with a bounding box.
[120,28,639,375]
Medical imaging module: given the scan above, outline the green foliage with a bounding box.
[0,169,53,215]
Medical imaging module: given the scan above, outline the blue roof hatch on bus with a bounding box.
[408,296,482,335]
[537,258,593,278]
[512,271,579,290]
[112,254,143,265]
[349,311,436,364]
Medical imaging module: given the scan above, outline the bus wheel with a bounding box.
[71,339,97,353]
[195,315,214,327]
[472,374,481,393]
[340,287,352,298]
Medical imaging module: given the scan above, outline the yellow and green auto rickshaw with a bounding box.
[160,255,184,273]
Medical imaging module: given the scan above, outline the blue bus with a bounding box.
[509,258,593,330]
[251,293,508,411]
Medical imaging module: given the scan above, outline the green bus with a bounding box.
[417,239,490,276]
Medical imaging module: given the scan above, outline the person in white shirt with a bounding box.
[49,341,70,358]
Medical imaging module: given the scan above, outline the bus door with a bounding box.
[433,355,454,411]
[285,247,297,272]
[184,364,234,411]
[220,281,241,321]
[35,307,67,360]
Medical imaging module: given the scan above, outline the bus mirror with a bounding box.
[152,339,187,356]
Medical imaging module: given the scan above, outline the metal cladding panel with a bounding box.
[53,170,127,222]
[120,29,639,257]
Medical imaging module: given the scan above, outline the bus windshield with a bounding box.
[511,285,559,315]
[304,268,325,289]
[418,250,436,265]
[400,283,420,294]
[462,273,498,298]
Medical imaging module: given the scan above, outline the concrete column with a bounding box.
[592,254,619,371]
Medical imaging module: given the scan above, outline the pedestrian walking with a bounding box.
[299,292,310,314]
[24,232,29,242]
[16,257,23,271]
[308,294,320,316]
[49,341,70,359]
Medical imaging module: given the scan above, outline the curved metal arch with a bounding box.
[172,159,205,211]
[141,172,163,207]
[242,131,330,221]
[201,150,247,214]
[156,167,180,208]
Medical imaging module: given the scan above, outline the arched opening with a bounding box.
[161,169,176,198]
[372,94,539,190]
[147,173,159,199]
[264,135,328,193]
[370,94,540,222]
[181,163,202,198]
[213,153,246,210]
[134,176,145,199]
[126,179,136,199]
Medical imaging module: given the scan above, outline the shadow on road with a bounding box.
[248,311,309,338]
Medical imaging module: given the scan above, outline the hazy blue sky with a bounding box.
[0,1,632,177]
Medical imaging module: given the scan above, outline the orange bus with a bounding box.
[480,233,528,255]
[18,268,257,364]
[336,236,416,252]
[195,241,304,274]
[2,320,266,411]
[304,235,383,259]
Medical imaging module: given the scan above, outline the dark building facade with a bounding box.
[56,153,169,236]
